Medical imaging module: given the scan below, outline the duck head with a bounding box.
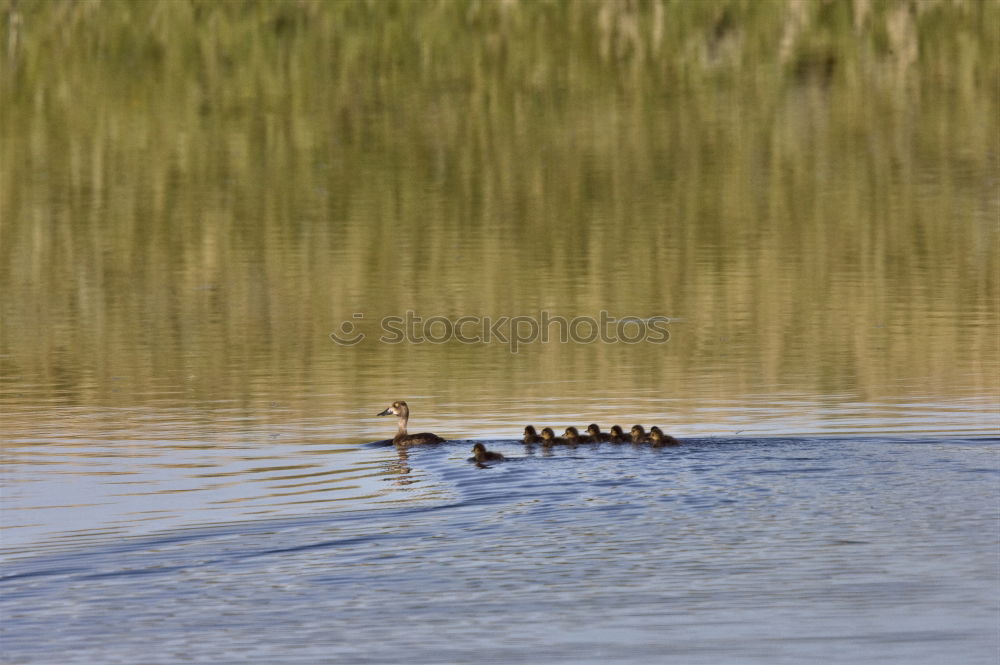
[377,401,409,417]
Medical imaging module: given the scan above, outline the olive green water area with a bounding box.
[1,1,998,447]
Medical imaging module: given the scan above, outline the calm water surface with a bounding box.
[2,2,999,663]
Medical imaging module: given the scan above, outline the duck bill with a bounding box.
[377,407,393,416]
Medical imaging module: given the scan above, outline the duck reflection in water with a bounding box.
[377,400,445,445]
[385,445,416,486]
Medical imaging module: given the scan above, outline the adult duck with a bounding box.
[377,400,445,444]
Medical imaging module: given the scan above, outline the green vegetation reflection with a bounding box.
[1,0,996,418]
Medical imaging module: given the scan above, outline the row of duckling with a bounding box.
[523,424,679,447]
[469,424,679,464]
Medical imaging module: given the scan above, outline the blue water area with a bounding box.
[2,436,998,664]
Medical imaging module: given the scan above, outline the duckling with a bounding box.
[377,400,445,445]
[563,426,593,444]
[630,424,651,443]
[649,426,680,447]
[540,427,568,445]
[523,425,544,444]
[609,425,631,443]
[469,442,505,463]
[585,424,612,442]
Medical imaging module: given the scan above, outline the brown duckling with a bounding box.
[649,426,680,447]
[523,425,544,444]
[609,425,631,443]
[630,424,651,443]
[540,427,568,445]
[563,426,593,444]
[469,442,505,463]
[377,400,445,445]
[585,424,612,442]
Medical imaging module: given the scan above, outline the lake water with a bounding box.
[1,2,998,663]
[1,428,998,664]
